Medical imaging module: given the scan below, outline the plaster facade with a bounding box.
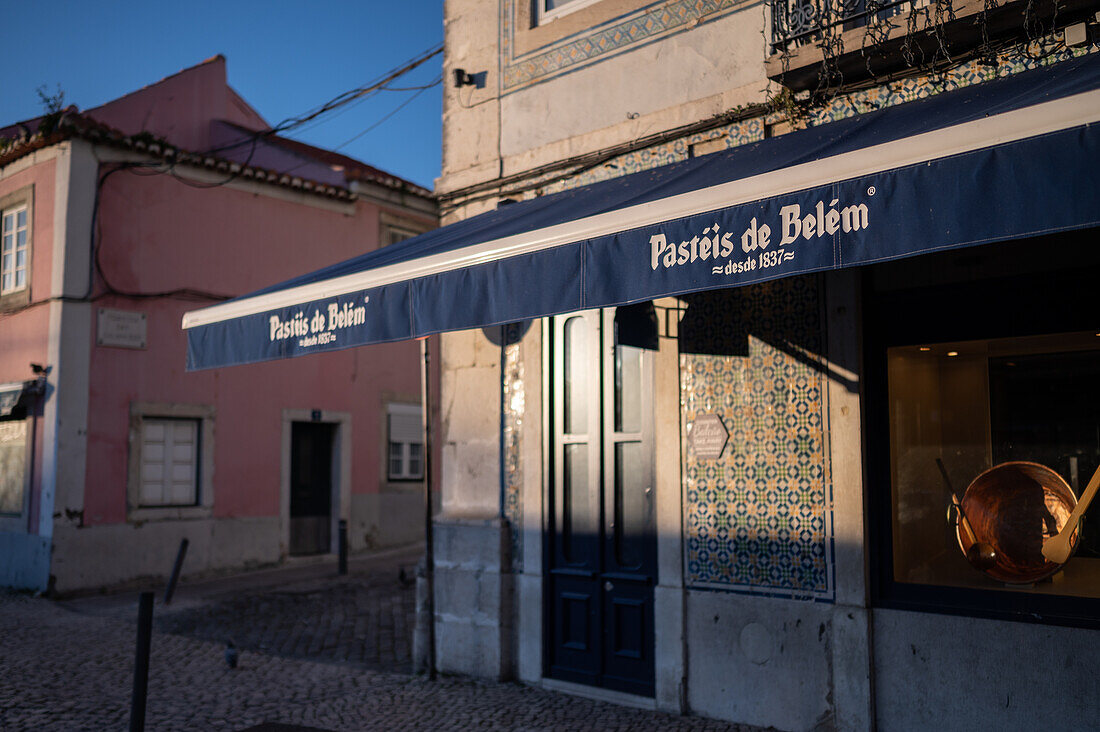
[433,1,1100,730]
[0,57,438,593]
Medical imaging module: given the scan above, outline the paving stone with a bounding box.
[0,547,762,731]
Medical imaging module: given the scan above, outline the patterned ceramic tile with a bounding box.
[497,33,1094,589]
[534,117,764,196]
[807,42,1097,126]
[501,0,746,93]
[519,41,1096,198]
[680,277,834,599]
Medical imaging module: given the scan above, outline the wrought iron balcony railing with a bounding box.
[771,0,932,54]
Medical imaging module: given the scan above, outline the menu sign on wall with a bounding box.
[689,414,729,460]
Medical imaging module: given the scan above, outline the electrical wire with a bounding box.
[267,44,442,137]
[197,43,442,159]
[1,46,443,312]
[78,49,441,301]
[333,76,441,151]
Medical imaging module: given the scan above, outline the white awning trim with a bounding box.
[182,88,1100,330]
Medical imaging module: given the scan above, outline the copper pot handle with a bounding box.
[1042,463,1100,564]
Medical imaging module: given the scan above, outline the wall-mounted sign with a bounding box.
[689,413,729,460]
[97,308,147,349]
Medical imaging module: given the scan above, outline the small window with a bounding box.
[538,0,603,24]
[1,204,29,296]
[387,404,424,480]
[0,420,27,516]
[383,225,420,247]
[139,418,200,507]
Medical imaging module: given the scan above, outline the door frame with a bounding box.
[528,304,685,708]
[280,409,351,556]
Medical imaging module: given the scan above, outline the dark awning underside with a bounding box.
[184,53,1100,370]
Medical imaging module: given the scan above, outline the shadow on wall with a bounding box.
[679,274,858,393]
[678,276,837,598]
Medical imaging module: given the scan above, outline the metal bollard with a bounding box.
[338,519,348,575]
[129,592,154,732]
[163,538,189,605]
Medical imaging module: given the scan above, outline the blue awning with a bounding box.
[184,53,1100,371]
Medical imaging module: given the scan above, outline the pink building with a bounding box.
[0,57,437,593]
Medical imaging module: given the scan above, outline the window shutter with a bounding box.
[389,409,422,444]
[141,419,198,506]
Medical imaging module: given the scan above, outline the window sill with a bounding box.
[0,514,28,532]
[385,479,426,489]
[511,0,655,57]
[128,505,212,522]
[0,289,31,313]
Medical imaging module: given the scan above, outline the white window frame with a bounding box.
[128,402,215,520]
[387,403,424,481]
[383,225,420,247]
[379,211,430,249]
[137,417,200,507]
[1,204,28,295]
[538,0,603,24]
[0,187,32,307]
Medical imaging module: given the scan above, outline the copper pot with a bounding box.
[955,461,1080,584]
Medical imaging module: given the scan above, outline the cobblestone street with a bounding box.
[0,547,756,731]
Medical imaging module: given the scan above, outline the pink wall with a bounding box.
[83,171,430,526]
[85,56,267,151]
[0,157,56,536]
[0,157,56,378]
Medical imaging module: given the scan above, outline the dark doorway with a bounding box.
[547,308,657,697]
[289,421,336,556]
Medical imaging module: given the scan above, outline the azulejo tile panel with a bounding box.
[680,277,834,599]
[807,42,1097,126]
[501,0,746,93]
[519,43,1095,200]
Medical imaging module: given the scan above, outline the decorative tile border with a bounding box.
[519,42,1097,199]
[807,42,1098,126]
[501,0,747,93]
[497,38,1096,591]
[680,278,834,599]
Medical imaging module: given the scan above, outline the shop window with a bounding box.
[387,403,423,481]
[0,420,27,516]
[866,235,1100,626]
[888,333,1100,599]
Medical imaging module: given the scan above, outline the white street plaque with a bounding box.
[97,308,147,349]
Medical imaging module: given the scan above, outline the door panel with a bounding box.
[289,421,335,556]
[548,308,656,697]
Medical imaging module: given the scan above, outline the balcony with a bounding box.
[772,0,926,53]
[766,0,1096,91]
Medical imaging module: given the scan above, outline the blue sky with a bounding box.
[0,1,445,190]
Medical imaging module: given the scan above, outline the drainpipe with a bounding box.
[499,336,507,520]
[420,337,436,680]
[26,375,46,534]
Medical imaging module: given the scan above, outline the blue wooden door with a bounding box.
[548,308,656,697]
